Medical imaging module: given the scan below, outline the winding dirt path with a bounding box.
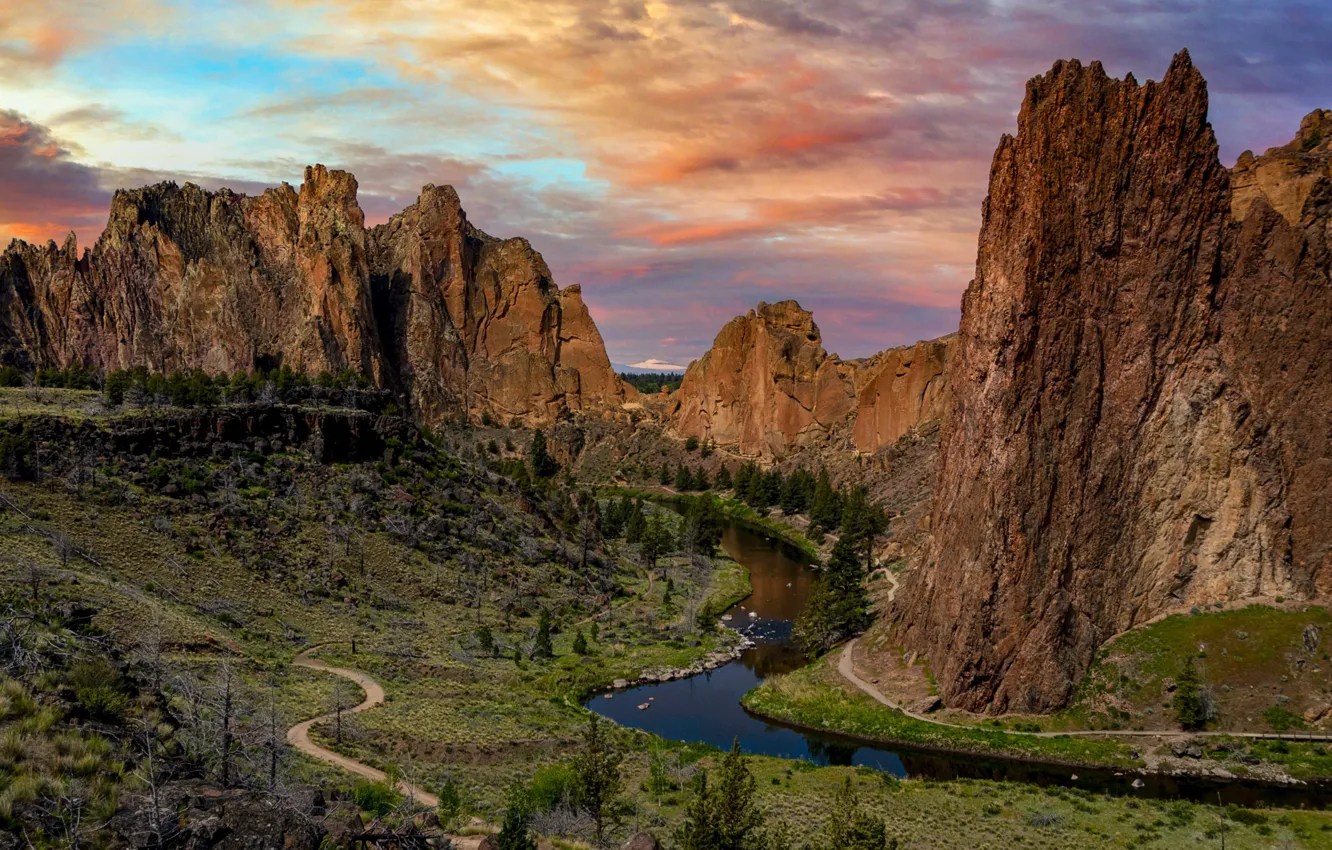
[288,647,439,807]
[837,640,1332,743]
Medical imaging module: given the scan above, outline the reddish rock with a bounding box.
[894,52,1332,713]
[0,168,628,426]
[852,335,956,454]
[1231,108,1331,223]
[669,300,854,458]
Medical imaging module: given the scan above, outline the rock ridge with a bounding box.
[0,167,631,425]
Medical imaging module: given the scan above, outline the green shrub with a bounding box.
[1263,704,1304,733]
[66,658,130,722]
[353,780,402,816]
[527,762,576,811]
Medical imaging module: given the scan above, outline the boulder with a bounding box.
[622,833,663,850]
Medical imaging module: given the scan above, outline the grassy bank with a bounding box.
[742,654,1142,770]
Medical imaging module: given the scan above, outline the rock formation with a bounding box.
[669,300,955,459]
[0,166,631,425]
[894,52,1332,713]
[1231,108,1331,223]
[668,300,855,458]
[852,335,956,454]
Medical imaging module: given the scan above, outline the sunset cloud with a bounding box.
[1,0,1329,366]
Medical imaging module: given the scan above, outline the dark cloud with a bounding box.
[0,110,110,246]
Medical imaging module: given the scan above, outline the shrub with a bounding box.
[66,658,129,722]
[527,763,576,812]
[353,780,402,816]
[1263,705,1304,733]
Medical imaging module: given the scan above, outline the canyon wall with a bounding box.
[894,52,1332,713]
[669,300,955,459]
[852,335,956,455]
[0,166,631,425]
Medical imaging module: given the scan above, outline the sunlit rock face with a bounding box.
[0,166,630,425]
[894,52,1332,714]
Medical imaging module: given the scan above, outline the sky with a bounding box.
[1,1,1329,367]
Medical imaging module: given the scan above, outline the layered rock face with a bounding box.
[668,301,855,458]
[852,335,956,454]
[894,53,1332,713]
[670,300,954,458]
[0,167,629,425]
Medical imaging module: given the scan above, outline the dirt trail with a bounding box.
[288,647,439,807]
[837,640,1332,743]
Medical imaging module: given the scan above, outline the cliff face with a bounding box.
[852,335,956,455]
[668,300,855,458]
[1231,108,1332,223]
[0,167,630,425]
[669,300,954,458]
[894,53,1332,713]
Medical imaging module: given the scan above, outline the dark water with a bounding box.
[588,524,1332,809]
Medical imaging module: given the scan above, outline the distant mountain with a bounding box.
[613,361,687,375]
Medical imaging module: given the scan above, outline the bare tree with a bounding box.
[52,532,76,568]
[331,678,352,745]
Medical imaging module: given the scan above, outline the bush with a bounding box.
[353,780,402,816]
[1263,704,1304,733]
[66,658,130,722]
[0,367,25,388]
[527,763,576,812]
[0,429,35,481]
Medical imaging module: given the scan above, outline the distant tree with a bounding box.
[683,494,725,559]
[639,514,674,570]
[625,499,647,544]
[685,436,700,452]
[809,467,842,532]
[714,464,733,491]
[694,466,711,491]
[674,772,717,850]
[477,625,496,657]
[533,609,554,659]
[571,714,622,844]
[573,629,588,656]
[1172,656,1204,730]
[528,430,558,479]
[658,462,672,486]
[673,462,693,491]
[701,437,714,458]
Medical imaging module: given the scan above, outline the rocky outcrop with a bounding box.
[669,300,954,459]
[852,335,956,454]
[0,167,629,425]
[1231,108,1331,223]
[894,52,1332,713]
[668,300,855,458]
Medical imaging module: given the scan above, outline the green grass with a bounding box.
[1053,605,1332,734]
[743,655,1141,770]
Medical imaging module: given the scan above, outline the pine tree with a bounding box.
[640,514,673,569]
[528,429,558,479]
[533,609,554,659]
[573,629,588,655]
[659,462,672,485]
[674,772,718,850]
[675,462,694,491]
[695,466,711,491]
[793,534,871,655]
[1173,655,1204,730]
[712,739,764,850]
[625,500,647,544]
[715,464,733,491]
[496,787,537,850]
[572,714,623,844]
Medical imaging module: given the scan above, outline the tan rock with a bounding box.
[669,300,854,458]
[1231,109,1332,223]
[852,335,956,453]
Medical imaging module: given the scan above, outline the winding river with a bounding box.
[588,523,1332,809]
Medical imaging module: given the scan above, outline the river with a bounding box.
[588,522,1332,809]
